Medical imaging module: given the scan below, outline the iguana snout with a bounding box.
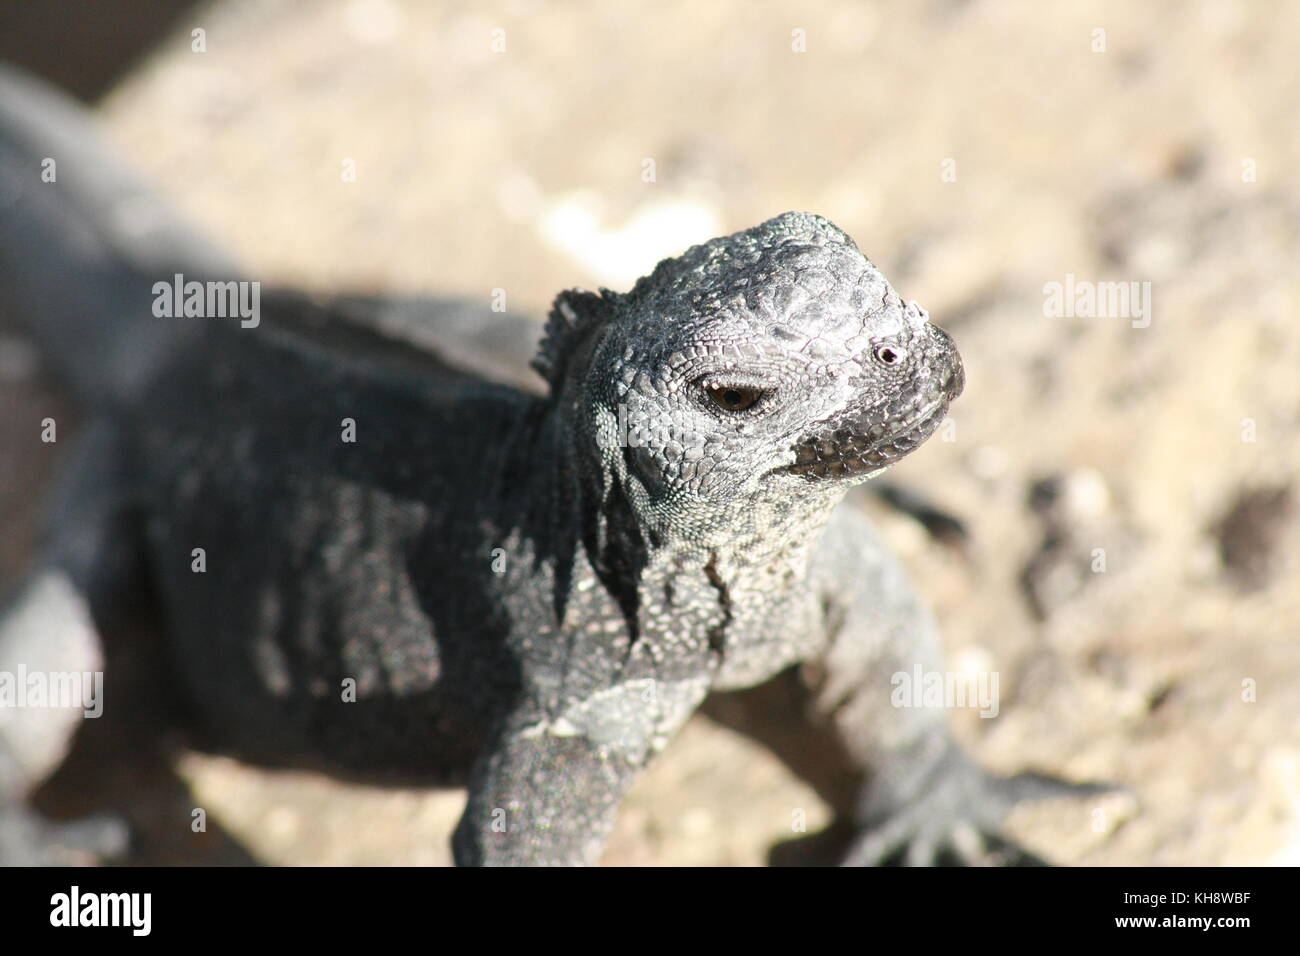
[790,311,963,480]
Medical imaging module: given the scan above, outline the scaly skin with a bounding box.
[0,64,1102,866]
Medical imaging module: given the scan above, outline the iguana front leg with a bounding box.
[453,678,710,866]
[711,503,1107,866]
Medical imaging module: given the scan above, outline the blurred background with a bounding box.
[1,0,1297,865]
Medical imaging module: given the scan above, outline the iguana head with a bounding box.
[534,211,963,537]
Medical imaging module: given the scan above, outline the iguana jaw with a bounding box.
[788,398,950,479]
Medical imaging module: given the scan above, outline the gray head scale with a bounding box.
[534,211,964,537]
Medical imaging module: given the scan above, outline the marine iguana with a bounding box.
[0,64,1098,866]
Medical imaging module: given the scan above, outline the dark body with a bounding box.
[0,64,1101,866]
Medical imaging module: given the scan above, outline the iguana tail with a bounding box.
[0,62,239,409]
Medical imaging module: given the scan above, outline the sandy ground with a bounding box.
[4,0,1299,865]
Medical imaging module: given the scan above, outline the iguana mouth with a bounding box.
[789,322,963,481]
[789,397,951,479]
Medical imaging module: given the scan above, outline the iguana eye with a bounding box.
[873,344,906,366]
[705,384,765,412]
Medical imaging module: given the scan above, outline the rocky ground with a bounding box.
[3,0,1298,865]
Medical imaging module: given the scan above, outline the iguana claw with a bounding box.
[843,756,1120,866]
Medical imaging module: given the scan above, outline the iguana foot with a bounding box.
[842,751,1117,866]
